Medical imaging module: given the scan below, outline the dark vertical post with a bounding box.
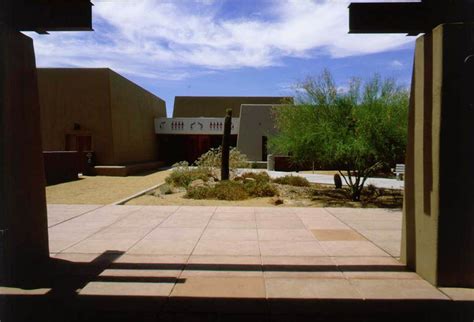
[0,27,50,286]
[221,109,232,181]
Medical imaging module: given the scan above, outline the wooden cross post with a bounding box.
[349,0,474,288]
[0,0,92,286]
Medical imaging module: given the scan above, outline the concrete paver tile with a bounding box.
[357,229,401,241]
[258,229,315,241]
[213,212,256,221]
[332,256,403,267]
[188,255,261,265]
[144,228,204,241]
[207,220,257,229]
[261,256,336,267]
[265,278,361,299]
[439,288,474,301]
[319,241,389,257]
[311,229,366,241]
[193,240,260,256]
[64,239,138,253]
[79,281,174,296]
[257,220,305,229]
[300,219,350,230]
[128,239,197,255]
[201,228,258,241]
[349,279,448,300]
[171,277,266,298]
[259,241,327,257]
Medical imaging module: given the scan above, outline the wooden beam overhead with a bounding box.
[349,2,429,34]
[349,1,474,34]
[10,0,93,32]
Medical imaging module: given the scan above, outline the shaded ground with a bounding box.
[46,169,172,205]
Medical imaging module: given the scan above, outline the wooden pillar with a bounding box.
[401,23,474,287]
[0,27,50,286]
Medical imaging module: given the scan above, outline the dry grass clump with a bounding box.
[185,171,278,201]
[186,181,250,200]
[165,162,213,188]
[273,175,310,187]
[239,171,271,183]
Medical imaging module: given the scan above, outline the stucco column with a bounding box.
[401,23,474,287]
[0,27,50,286]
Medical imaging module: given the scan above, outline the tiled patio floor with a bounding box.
[3,205,472,321]
[45,205,454,302]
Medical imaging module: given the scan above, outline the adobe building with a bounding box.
[38,68,167,175]
[155,96,292,164]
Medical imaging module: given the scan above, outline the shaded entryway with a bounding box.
[158,134,237,165]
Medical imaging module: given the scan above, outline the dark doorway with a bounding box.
[157,134,238,165]
[65,134,92,152]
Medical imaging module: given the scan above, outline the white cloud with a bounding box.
[390,59,404,69]
[27,0,415,80]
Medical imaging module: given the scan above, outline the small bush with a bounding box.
[244,180,278,197]
[273,175,310,187]
[165,161,212,188]
[194,147,249,170]
[159,183,174,195]
[241,171,271,184]
[185,186,215,199]
[213,181,249,200]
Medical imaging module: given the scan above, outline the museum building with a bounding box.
[155,96,292,164]
[37,68,291,178]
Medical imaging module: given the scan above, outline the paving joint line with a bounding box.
[48,204,104,229]
[167,206,217,297]
[324,208,398,260]
[58,206,145,254]
[123,205,182,254]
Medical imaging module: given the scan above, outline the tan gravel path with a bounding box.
[46,169,172,205]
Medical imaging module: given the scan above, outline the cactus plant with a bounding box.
[334,173,342,189]
[221,109,232,180]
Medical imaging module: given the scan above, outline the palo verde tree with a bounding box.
[269,70,409,201]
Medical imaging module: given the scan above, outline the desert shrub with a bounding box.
[159,183,174,195]
[244,180,278,197]
[165,161,212,188]
[195,147,249,172]
[213,181,249,200]
[241,171,271,184]
[273,175,310,187]
[185,185,215,199]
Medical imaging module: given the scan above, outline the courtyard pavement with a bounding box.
[45,204,459,302]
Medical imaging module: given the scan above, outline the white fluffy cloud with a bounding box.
[27,0,415,80]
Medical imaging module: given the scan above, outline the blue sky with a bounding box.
[28,0,417,116]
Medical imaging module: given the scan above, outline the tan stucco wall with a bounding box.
[237,104,279,161]
[37,68,115,164]
[109,70,166,165]
[38,68,166,166]
[402,23,474,287]
[173,96,291,118]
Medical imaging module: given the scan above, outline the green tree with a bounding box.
[269,70,409,201]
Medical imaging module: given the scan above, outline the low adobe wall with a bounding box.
[43,151,95,184]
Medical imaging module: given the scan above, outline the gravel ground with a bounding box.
[46,169,172,205]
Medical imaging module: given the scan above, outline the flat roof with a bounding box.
[172,96,292,118]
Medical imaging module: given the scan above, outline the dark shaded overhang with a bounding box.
[11,0,93,32]
[349,1,474,35]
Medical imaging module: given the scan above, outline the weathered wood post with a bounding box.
[221,109,232,180]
